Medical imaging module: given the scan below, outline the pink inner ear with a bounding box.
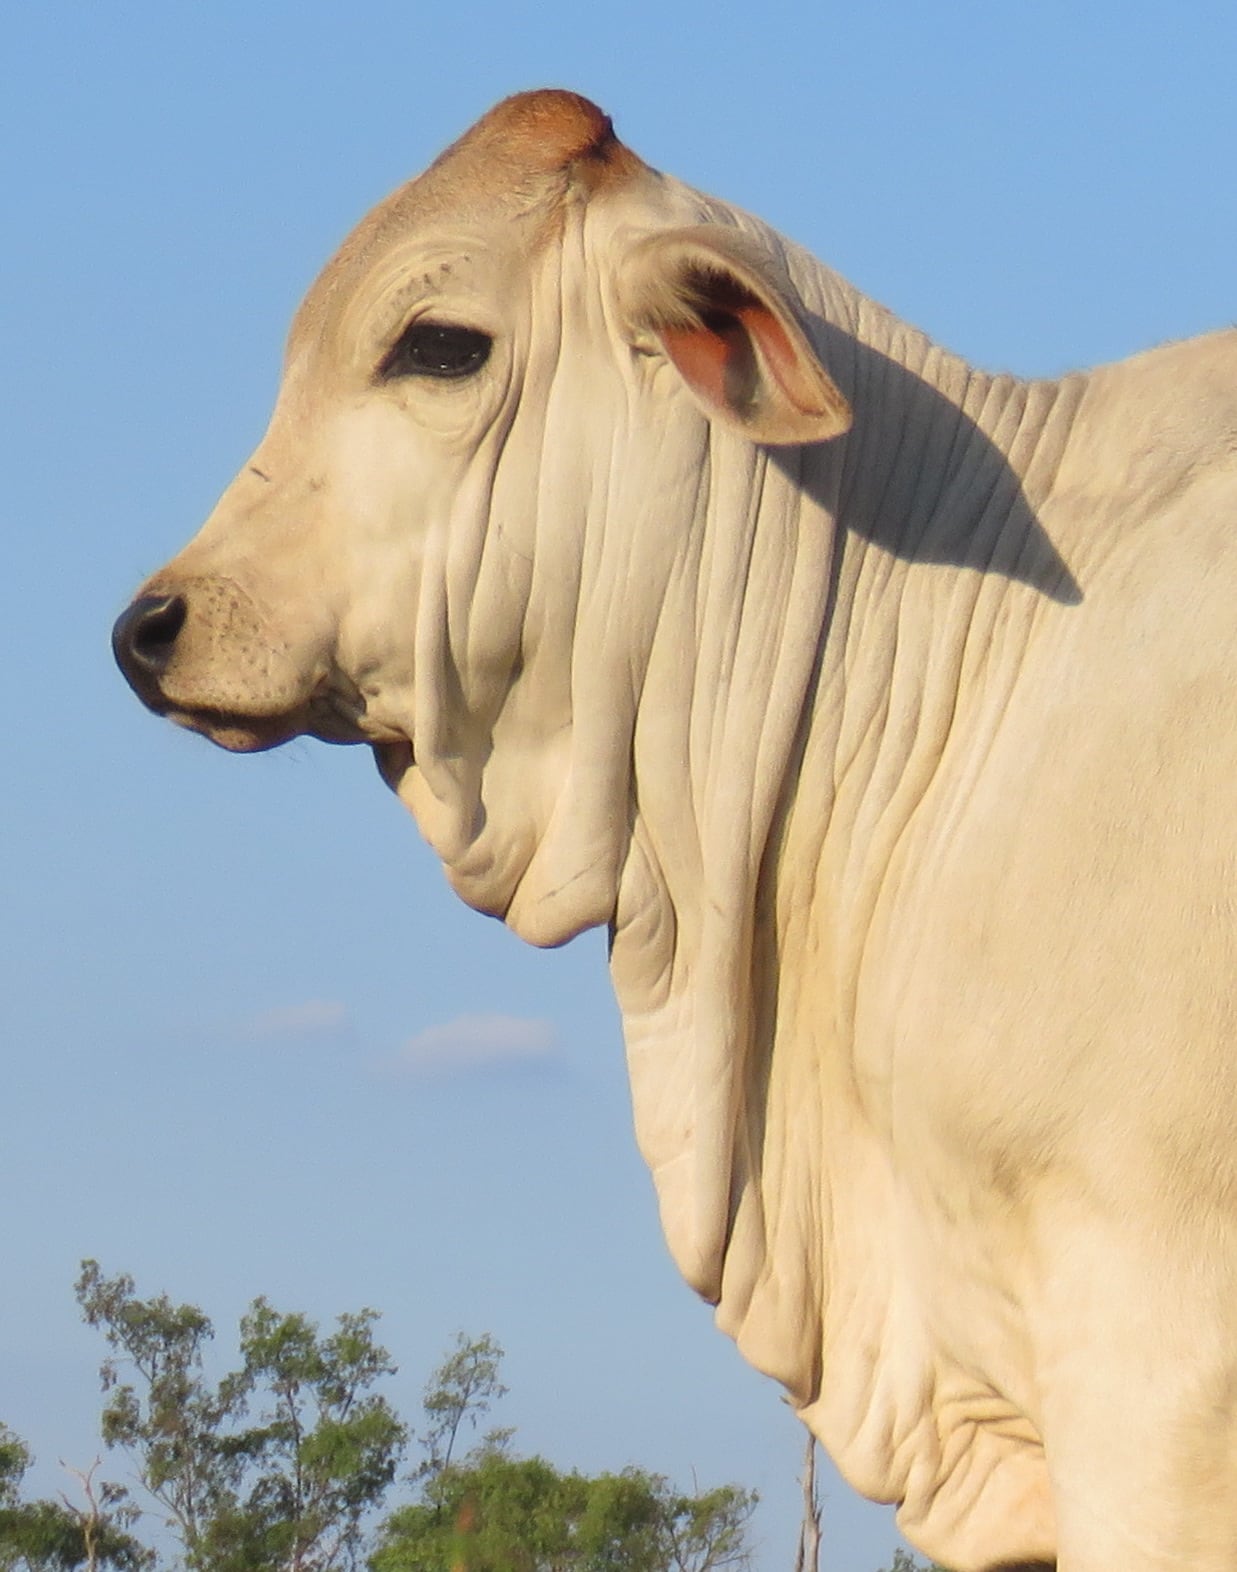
[660,320,735,410]
[735,303,818,412]
[660,298,825,421]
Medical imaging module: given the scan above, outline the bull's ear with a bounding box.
[620,226,852,446]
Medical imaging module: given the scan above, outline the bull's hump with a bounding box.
[462,89,618,166]
[431,87,645,189]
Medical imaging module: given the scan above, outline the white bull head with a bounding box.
[114,90,854,1314]
[114,90,850,940]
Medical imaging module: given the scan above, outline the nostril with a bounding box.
[112,593,188,681]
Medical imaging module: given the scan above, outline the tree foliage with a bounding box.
[0,1427,149,1572]
[373,1336,756,1572]
[75,1262,232,1559]
[74,1263,406,1572]
[878,1551,952,1572]
[371,1456,756,1572]
[10,1275,765,1572]
[414,1334,508,1480]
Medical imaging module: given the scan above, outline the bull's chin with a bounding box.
[168,708,303,753]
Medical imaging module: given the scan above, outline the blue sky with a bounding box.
[3,4,1234,1569]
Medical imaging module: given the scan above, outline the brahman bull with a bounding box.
[113,90,1237,1572]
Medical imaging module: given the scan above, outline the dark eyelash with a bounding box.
[379,321,492,380]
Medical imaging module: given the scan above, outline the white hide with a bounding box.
[114,92,1237,1572]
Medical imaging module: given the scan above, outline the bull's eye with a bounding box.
[380,321,492,380]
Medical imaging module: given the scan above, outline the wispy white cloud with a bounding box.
[238,1000,348,1041]
[388,1013,557,1076]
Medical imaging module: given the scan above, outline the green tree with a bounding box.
[75,1262,236,1559]
[878,1550,952,1572]
[371,1458,755,1572]
[206,1300,407,1572]
[75,1263,406,1572]
[415,1335,508,1481]
[0,1427,148,1572]
[371,1336,756,1572]
[644,1476,754,1572]
[373,1453,584,1572]
[66,1276,759,1572]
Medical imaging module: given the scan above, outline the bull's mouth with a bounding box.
[161,687,381,755]
[112,596,414,759]
[113,592,391,754]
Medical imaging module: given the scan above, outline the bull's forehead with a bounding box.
[288,89,648,360]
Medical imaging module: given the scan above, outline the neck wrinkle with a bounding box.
[715,269,1089,1395]
[790,270,1086,872]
